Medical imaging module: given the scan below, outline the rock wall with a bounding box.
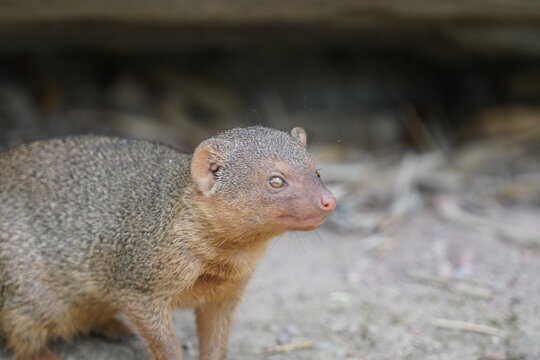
[0,1,539,56]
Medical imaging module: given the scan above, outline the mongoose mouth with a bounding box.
[277,214,328,231]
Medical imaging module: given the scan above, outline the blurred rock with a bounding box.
[0,84,39,149]
[108,76,152,113]
[464,106,540,141]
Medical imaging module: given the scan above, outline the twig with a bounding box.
[408,271,494,299]
[431,318,506,337]
[265,341,314,355]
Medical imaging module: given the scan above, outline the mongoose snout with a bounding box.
[321,193,337,212]
[0,126,335,360]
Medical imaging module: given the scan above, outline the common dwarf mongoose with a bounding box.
[0,126,336,360]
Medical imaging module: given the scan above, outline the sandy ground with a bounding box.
[0,209,538,360]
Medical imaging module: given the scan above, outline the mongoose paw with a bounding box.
[92,318,134,340]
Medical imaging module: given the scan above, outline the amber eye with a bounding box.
[268,176,286,189]
[316,170,321,178]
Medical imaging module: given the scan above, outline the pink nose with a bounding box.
[320,194,336,213]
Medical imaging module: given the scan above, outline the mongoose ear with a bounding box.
[191,138,233,195]
[290,127,307,146]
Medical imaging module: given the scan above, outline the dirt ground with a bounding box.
[0,206,537,360]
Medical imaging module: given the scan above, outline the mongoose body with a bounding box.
[0,126,335,360]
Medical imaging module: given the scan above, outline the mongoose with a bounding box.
[0,126,336,360]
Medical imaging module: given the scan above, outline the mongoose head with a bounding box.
[191,126,336,235]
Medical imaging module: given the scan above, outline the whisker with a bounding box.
[314,229,325,244]
[296,234,307,255]
[266,233,284,258]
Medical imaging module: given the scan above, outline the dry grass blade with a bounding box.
[408,271,494,299]
[431,318,506,337]
[264,341,314,355]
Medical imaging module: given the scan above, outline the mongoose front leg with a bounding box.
[196,299,239,360]
[122,301,183,360]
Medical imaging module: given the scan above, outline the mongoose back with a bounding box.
[0,126,336,360]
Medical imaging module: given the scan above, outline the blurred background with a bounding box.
[1,1,539,359]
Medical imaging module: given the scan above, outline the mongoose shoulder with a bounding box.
[0,126,336,360]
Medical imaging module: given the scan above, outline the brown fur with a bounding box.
[0,126,335,359]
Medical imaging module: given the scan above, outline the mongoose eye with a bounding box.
[268,176,286,189]
[315,170,321,178]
